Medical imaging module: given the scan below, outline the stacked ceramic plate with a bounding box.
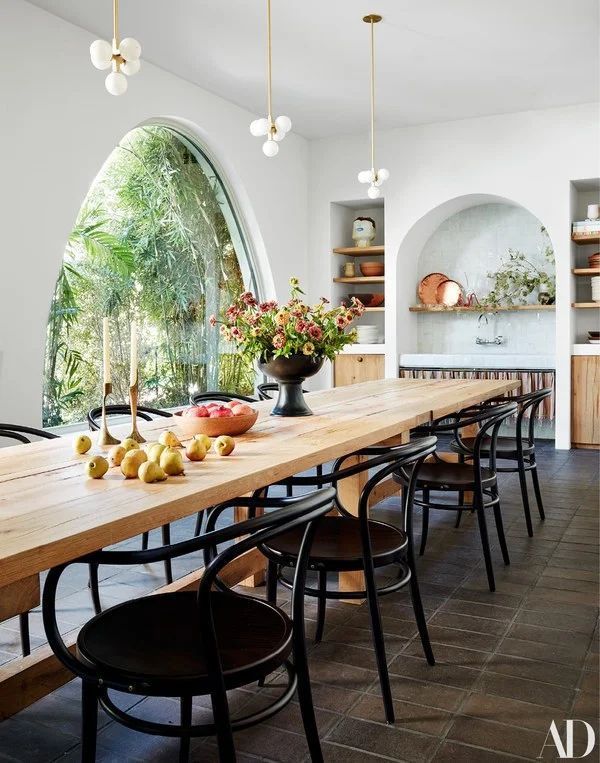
[592,275,600,302]
[356,324,379,344]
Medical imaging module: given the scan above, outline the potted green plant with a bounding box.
[210,277,364,416]
[481,238,555,309]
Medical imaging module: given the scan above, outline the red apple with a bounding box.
[231,403,255,417]
[209,407,233,418]
[188,405,209,418]
[224,400,239,409]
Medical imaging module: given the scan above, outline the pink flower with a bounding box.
[209,314,217,327]
[231,327,242,341]
[240,291,257,306]
[308,324,323,341]
[295,319,308,333]
[336,314,347,329]
[273,332,286,349]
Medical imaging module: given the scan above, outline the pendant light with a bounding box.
[249,0,292,157]
[90,0,142,96]
[357,14,389,199]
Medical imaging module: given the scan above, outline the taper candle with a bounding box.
[102,317,111,384]
[130,321,138,386]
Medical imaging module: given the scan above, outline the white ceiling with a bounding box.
[28,0,599,138]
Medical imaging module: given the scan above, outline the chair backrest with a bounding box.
[189,390,257,406]
[448,402,519,470]
[42,488,335,687]
[87,405,172,432]
[0,423,59,444]
[505,388,553,445]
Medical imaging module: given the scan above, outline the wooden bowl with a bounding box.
[350,293,384,308]
[174,409,258,437]
[359,262,385,277]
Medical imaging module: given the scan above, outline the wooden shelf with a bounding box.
[332,246,384,256]
[572,234,600,246]
[363,306,385,312]
[572,268,600,276]
[333,276,384,284]
[572,302,600,308]
[409,304,555,313]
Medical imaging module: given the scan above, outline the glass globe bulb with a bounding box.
[119,37,142,61]
[367,185,381,199]
[273,129,285,142]
[262,139,279,157]
[275,115,292,134]
[250,118,269,137]
[121,58,141,76]
[378,168,390,182]
[105,71,128,96]
[357,170,372,184]
[90,39,113,70]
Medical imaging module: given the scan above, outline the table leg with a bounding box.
[336,433,409,601]
[234,505,266,587]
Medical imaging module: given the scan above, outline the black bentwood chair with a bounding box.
[211,436,438,725]
[396,402,517,593]
[450,388,552,537]
[87,404,174,595]
[0,424,61,656]
[42,488,334,763]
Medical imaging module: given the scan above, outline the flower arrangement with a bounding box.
[210,277,364,363]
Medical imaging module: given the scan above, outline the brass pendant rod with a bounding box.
[266,0,273,125]
[113,0,120,47]
[370,18,375,172]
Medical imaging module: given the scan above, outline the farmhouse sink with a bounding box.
[399,353,555,370]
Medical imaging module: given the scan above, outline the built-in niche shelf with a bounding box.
[572,268,600,276]
[332,245,384,256]
[572,302,600,308]
[572,234,600,246]
[409,304,555,313]
[333,276,384,284]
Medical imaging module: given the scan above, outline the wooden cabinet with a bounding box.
[572,356,600,448]
[334,354,384,387]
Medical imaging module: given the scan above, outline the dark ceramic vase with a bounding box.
[258,354,325,416]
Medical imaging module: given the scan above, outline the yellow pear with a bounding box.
[85,456,109,479]
[214,435,235,456]
[73,434,92,455]
[107,445,126,468]
[120,438,140,453]
[159,430,182,448]
[121,449,147,479]
[160,447,185,476]
[138,461,168,484]
[194,434,212,452]
[185,439,207,462]
[147,442,167,464]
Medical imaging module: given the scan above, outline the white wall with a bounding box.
[307,103,600,448]
[0,0,309,426]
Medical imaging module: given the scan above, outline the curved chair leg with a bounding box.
[81,680,98,762]
[408,565,434,665]
[161,525,173,584]
[88,563,102,615]
[419,490,429,556]
[492,490,510,566]
[210,689,236,762]
[530,462,545,521]
[179,695,192,763]
[141,531,149,550]
[475,498,495,592]
[455,491,464,527]
[266,560,278,605]
[516,460,534,537]
[314,569,327,644]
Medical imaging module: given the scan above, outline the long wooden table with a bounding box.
[0,378,518,717]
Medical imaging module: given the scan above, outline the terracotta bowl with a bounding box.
[360,262,385,277]
[174,409,258,437]
[349,293,384,308]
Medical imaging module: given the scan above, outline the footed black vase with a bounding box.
[258,354,324,416]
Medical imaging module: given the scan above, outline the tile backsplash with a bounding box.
[416,203,555,356]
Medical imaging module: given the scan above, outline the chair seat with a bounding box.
[261,516,406,569]
[77,591,292,694]
[451,436,533,459]
[415,462,495,490]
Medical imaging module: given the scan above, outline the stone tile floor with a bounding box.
[0,442,598,762]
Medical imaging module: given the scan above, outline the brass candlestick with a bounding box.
[99,382,119,447]
[128,375,146,443]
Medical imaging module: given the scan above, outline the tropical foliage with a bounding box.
[211,277,363,363]
[43,126,255,427]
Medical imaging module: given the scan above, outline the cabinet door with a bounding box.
[572,356,600,448]
[334,354,385,387]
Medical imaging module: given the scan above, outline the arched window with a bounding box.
[43,125,258,427]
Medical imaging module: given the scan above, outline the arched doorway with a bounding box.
[43,124,259,427]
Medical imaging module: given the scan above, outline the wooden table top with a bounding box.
[0,378,519,587]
